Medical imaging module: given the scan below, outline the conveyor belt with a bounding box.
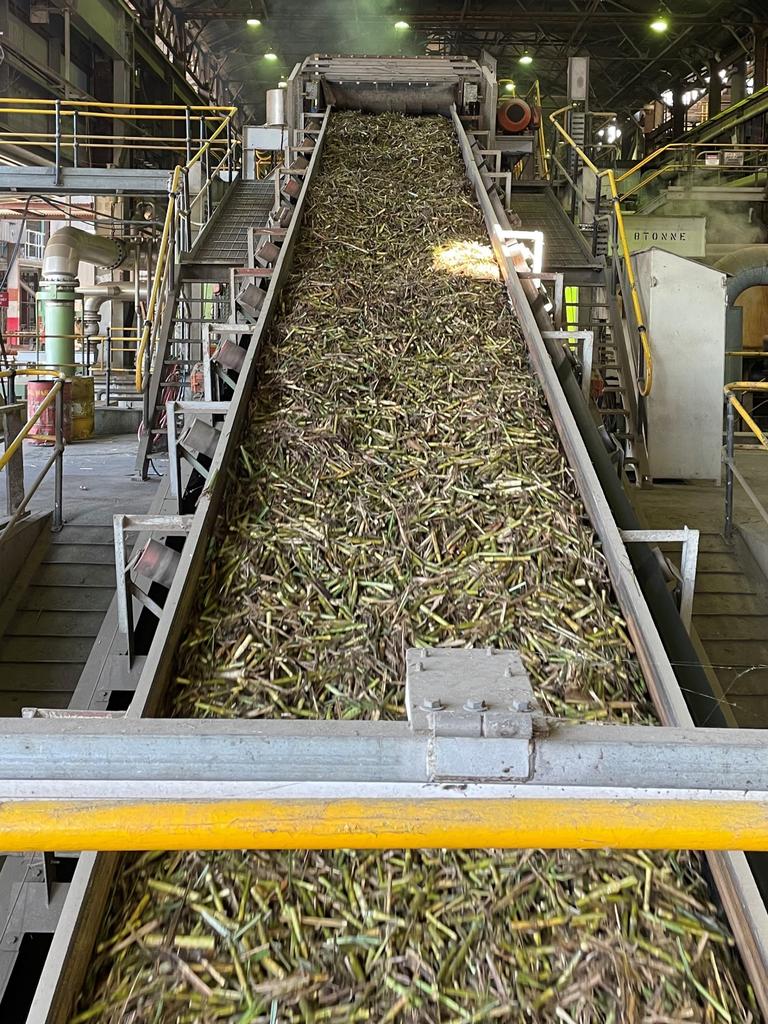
[188,179,274,264]
[509,183,599,272]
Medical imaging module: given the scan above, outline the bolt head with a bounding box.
[6,935,18,946]
[465,699,487,712]
[422,698,443,711]
[512,698,532,712]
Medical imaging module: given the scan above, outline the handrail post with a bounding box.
[182,169,191,251]
[725,398,735,540]
[592,175,603,257]
[54,99,62,186]
[105,328,112,406]
[53,383,64,532]
[226,114,232,178]
[184,107,192,166]
[72,110,79,168]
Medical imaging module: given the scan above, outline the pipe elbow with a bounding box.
[42,227,128,282]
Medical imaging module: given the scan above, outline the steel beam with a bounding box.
[0,720,765,851]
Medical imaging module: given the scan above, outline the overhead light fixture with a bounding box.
[264,51,278,61]
[650,15,669,32]
[394,20,410,30]
[519,51,533,66]
[278,79,288,89]
[504,81,516,92]
[246,17,261,26]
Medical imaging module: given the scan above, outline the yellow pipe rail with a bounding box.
[550,104,653,396]
[135,164,182,392]
[135,106,238,391]
[0,794,767,852]
[724,382,768,451]
[0,377,63,472]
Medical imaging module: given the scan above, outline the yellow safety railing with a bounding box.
[528,81,549,180]
[0,376,64,472]
[133,103,239,392]
[135,164,183,392]
[616,143,768,202]
[723,381,768,538]
[724,382,768,451]
[550,104,653,396]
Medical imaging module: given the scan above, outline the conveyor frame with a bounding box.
[19,97,768,1021]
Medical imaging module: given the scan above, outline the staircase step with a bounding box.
[8,610,104,637]
[49,527,114,545]
[0,636,93,664]
[35,564,115,588]
[0,663,82,690]
[21,586,114,612]
[43,545,115,566]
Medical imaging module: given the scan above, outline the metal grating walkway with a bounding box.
[509,185,599,271]
[190,180,275,264]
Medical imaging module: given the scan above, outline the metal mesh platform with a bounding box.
[190,180,275,264]
[509,185,599,271]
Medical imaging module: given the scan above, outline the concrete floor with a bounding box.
[19,432,161,521]
[632,446,768,729]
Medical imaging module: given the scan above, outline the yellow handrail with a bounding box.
[134,105,238,392]
[0,377,64,471]
[549,104,653,396]
[724,382,768,451]
[135,164,182,393]
[532,80,549,179]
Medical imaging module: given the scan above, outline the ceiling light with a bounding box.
[504,81,515,92]
[278,80,288,89]
[650,16,669,32]
[519,52,533,66]
[394,20,410,30]
[264,51,278,61]
[246,17,261,26]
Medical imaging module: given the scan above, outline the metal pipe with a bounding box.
[53,385,63,531]
[39,228,129,376]
[0,718,765,851]
[726,398,736,541]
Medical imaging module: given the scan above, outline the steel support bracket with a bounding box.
[620,528,700,632]
[405,648,545,781]
[114,513,194,663]
[543,330,595,401]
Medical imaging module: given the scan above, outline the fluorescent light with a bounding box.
[264,51,278,61]
[394,20,410,30]
[650,16,669,32]
[246,17,261,26]
[519,52,533,66]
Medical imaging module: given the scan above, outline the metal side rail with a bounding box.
[452,107,768,1020]
[26,106,332,1024]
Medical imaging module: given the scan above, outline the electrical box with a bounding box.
[242,125,288,180]
[567,57,590,104]
[633,248,727,481]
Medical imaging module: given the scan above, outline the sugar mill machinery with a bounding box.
[0,52,767,1022]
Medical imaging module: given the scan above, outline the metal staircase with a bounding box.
[0,515,116,715]
[135,178,274,479]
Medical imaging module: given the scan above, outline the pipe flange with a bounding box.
[102,239,127,271]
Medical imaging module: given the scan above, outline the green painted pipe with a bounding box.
[39,281,76,376]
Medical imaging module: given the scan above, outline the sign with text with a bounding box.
[620,216,707,259]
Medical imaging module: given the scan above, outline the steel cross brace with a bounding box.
[2,649,767,853]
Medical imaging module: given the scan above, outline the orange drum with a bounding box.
[27,379,72,445]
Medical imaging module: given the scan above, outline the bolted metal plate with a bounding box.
[405,647,538,738]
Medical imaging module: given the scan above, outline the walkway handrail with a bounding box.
[0,376,64,472]
[723,381,768,539]
[550,104,653,396]
[135,165,182,393]
[135,105,239,393]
